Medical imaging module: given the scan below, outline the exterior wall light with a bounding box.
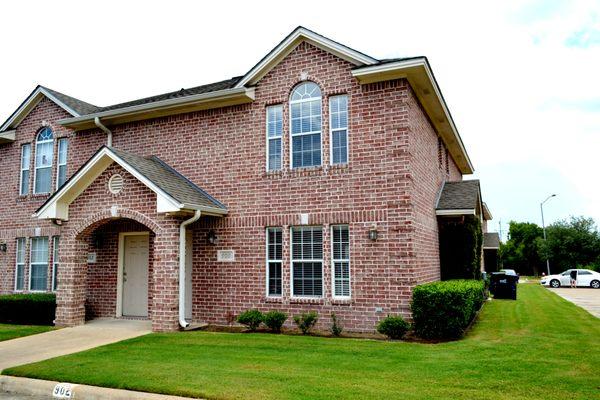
[207,230,219,245]
[0,243,6,252]
[368,226,378,241]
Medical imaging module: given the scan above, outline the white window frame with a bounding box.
[52,236,59,291]
[56,138,68,189]
[290,226,323,298]
[331,225,351,299]
[289,82,323,169]
[265,105,283,172]
[265,227,283,297]
[19,144,31,196]
[329,95,349,165]
[33,128,54,194]
[15,237,26,291]
[29,237,49,292]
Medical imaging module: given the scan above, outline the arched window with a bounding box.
[34,127,54,194]
[290,82,322,168]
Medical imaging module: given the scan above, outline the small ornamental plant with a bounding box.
[263,311,287,333]
[293,311,318,335]
[376,315,410,340]
[236,309,264,332]
[330,312,343,337]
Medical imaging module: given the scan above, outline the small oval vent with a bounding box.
[108,174,124,194]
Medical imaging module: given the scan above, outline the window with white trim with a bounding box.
[34,127,54,194]
[19,144,31,196]
[52,236,59,291]
[15,238,26,291]
[290,82,322,168]
[30,237,48,291]
[331,225,350,298]
[330,95,348,165]
[266,227,282,296]
[56,138,68,189]
[291,226,323,297]
[266,105,283,171]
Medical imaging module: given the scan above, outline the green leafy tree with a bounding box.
[439,217,483,280]
[537,216,600,273]
[499,222,544,275]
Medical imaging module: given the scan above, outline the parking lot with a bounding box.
[548,288,600,318]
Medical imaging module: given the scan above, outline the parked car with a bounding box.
[540,269,600,289]
[499,269,520,282]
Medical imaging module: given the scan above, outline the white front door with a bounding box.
[122,234,149,317]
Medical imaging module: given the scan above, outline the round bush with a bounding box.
[376,315,410,340]
[263,311,287,333]
[236,309,263,332]
[293,311,318,335]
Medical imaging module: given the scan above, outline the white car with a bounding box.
[541,269,600,289]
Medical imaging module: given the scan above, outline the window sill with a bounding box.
[331,298,353,305]
[289,297,324,305]
[263,164,350,179]
[264,296,283,303]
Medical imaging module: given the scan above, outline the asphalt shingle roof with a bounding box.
[484,232,500,249]
[437,180,481,210]
[41,86,101,115]
[109,147,226,211]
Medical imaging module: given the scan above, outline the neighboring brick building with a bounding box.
[0,27,496,332]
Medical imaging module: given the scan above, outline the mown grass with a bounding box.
[0,324,54,342]
[4,285,599,400]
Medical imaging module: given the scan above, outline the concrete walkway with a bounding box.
[0,319,151,371]
[548,288,600,318]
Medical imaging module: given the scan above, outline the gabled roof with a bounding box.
[35,146,227,221]
[234,26,378,88]
[484,232,500,249]
[436,180,482,216]
[0,85,99,133]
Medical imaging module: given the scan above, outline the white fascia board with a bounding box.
[58,87,255,128]
[235,27,377,88]
[352,59,475,174]
[436,209,477,216]
[0,87,79,132]
[483,246,500,250]
[181,203,228,216]
[35,147,184,220]
[0,130,16,143]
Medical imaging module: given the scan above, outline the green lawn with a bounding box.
[0,324,54,342]
[4,285,599,400]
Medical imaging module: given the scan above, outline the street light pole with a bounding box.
[540,194,557,275]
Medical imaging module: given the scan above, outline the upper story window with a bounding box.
[19,144,31,196]
[56,138,68,189]
[330,95,348,165]
[266,105,283,171]
[34,127,54,194]
[290,82,322,168]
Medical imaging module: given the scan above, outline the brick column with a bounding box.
[152,219,180,332]
[55,237,88,327]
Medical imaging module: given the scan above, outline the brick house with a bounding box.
[0,27,496,332]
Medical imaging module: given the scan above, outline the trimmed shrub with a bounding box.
[330,312,343,337]
[263,311,287,333]
[376,315,410,340]
[236,309,263,332]
[0,293,56,325]
[293,311,318,335]
[411,280,485,340]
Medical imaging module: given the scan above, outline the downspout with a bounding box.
[94,117,112,147]
[179,210,201,328]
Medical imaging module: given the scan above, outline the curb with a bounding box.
[0,375,201,399]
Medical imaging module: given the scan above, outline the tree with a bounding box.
[499,221,544,276]
[439,216,483,280]
[537,216,600,273]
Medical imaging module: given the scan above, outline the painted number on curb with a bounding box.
[52,383,73,399]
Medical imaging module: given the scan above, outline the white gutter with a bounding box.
[179,210,201,328]
[94,117,112,147]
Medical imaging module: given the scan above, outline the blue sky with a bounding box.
[0,0,598,240]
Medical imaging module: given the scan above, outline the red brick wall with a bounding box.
[0,41,468,332]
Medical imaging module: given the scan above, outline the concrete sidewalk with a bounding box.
[548,288,600,318]
[0,319,151,371]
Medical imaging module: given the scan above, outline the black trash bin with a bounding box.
[490,272,518,300]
